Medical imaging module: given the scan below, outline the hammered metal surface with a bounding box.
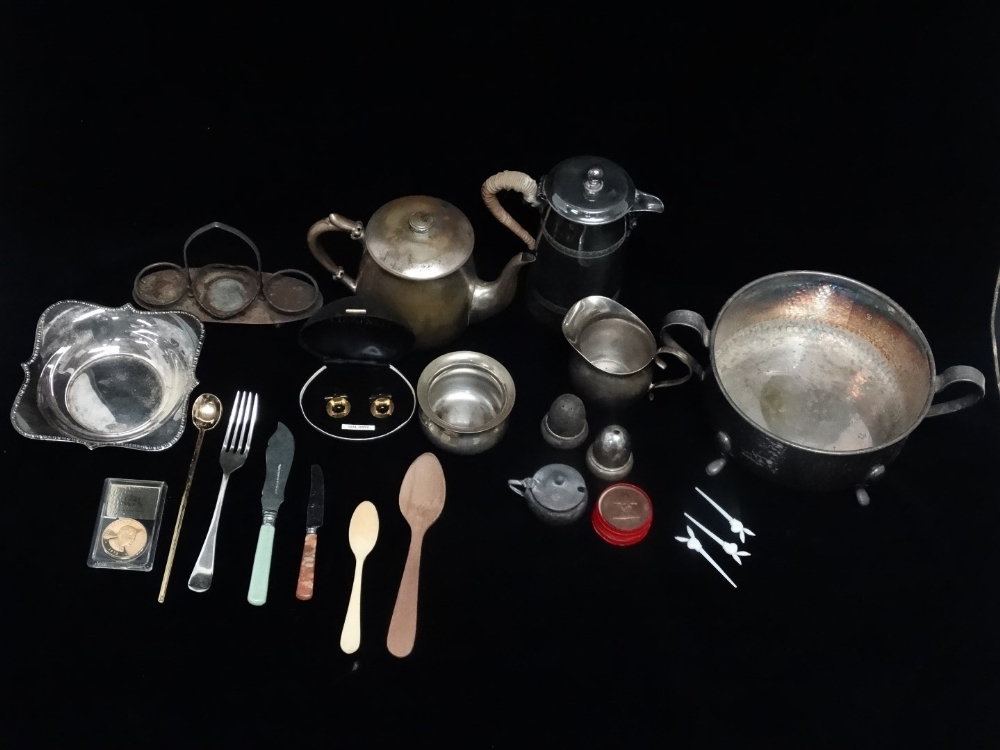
[712,275,933,451]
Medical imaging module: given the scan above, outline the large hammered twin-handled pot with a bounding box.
[307,195,534,350]
[659,271,985,505]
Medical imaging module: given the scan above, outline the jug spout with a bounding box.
[632,189,665,214]
[469,251,535,324]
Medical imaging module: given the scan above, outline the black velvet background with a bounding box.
[3,8,999,747]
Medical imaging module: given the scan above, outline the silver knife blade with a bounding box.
[261,422,294,515]
[306,464,324,530]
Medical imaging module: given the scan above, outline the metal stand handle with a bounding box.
[183,221,264,319]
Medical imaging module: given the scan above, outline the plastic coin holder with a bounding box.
[87,478,168,571]
[591,483,653,546]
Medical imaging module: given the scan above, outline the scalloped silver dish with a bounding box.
[11,301,205,450]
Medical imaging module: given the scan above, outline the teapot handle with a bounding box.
[481,171,541,250]
[305,214,365,293]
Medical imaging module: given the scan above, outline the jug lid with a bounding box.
[298,294,415,365]
[364,195,475,281]
[540,155,636,225]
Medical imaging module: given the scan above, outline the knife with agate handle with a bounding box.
[296,465,324,600]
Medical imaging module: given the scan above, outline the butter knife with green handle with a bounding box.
[248,421,294,606]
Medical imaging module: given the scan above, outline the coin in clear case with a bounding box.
[101,518,149,560]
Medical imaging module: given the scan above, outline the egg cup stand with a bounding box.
[133,221,322,325]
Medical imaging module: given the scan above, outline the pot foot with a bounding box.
[706,457,728,476]
[706,431,731,475]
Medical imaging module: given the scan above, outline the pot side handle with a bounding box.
[925,365,986,417]
[481,171,541,250]
[305,214,365,293]
[656,310,711,383]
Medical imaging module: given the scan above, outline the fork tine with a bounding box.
[221,390,243,451]
[234,391,252,452]
[230,391,250,452]
[236,391,257,455]
[240,393,259,454]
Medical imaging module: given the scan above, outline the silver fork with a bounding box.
[188,390,259,592]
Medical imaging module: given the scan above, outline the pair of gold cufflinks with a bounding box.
[325,394,394,419]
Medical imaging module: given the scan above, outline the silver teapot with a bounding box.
[307,195,534,350]
[482,155,663,327]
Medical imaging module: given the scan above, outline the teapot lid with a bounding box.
[540,155,636,225]
[364,195,475,281]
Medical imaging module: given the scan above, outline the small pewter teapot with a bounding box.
[307,196,534,350]
[482,155,664,327]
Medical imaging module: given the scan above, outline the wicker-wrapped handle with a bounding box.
[481,170,540,250]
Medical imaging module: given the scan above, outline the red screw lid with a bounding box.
[592,483,652,546]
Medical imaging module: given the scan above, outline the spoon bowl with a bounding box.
[348,501,380,557]
[398,453,447,527]
[191,393,223,431]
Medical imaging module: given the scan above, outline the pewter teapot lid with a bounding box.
[540,155,637,225]
[364,195,475,281]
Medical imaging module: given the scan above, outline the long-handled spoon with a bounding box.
[340,501,379,654]
[387,453,446,658]
[157,393,222,603]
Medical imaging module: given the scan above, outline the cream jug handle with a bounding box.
[481,170,541,250]
[305,214,365,293]
[649,344,701,392]
[656,310,711,383]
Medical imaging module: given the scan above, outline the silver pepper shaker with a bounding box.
[586,425,633,481]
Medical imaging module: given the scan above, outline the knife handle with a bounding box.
[387,530,424,658]
[247,523,275,606]
[295,532,318,601]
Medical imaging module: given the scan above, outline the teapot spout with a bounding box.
[469,251,535,324]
